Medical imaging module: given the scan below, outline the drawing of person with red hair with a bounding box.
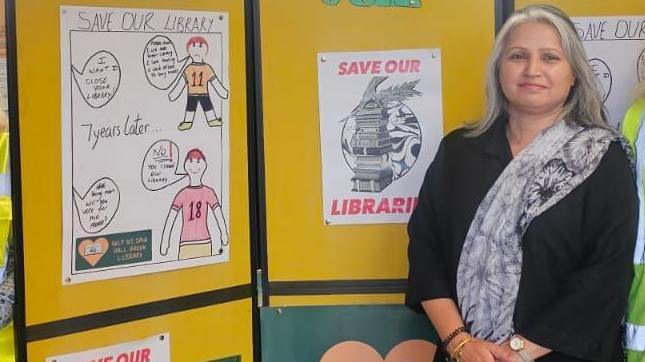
[168,36,229,131]
[160,148,229,259]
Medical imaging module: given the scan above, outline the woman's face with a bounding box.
[499,21,575,117]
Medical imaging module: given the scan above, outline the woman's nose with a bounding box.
[524,56,541,77]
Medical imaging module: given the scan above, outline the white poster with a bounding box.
[46,333,170,362]
[573,16,645,127]
[61,6,230,284]
[318,49,443,225]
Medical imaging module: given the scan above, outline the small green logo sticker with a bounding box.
[205,356,241,362]
[75,230,152,271]
[323,0,422,8]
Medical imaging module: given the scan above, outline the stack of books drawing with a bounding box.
[351,105,393,192]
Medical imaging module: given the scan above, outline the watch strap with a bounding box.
[517,349,534,362]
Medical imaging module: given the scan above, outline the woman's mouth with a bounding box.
[519,82,547,89]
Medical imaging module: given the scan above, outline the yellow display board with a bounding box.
[515,0,645,15]
[270,294,404,307]
[12,0,253,359]
[28,299,252,361]
[260,1,495,292]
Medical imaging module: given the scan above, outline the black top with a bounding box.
[406,119,638,362]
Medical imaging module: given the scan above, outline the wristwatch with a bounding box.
[509,335,535,362]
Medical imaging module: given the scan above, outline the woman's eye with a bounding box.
[543,54,560,62]
[509,53,526,60]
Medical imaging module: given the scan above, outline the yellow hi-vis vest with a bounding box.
[0,196,12,362]
[0,132,13,362]
[0,322,14,362]
[621,99,645,361]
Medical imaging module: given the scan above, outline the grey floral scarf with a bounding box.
[456,119,624,343]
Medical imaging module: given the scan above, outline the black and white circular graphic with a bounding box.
[341,102,422,181]
[638,48,645,83]
[589,58,612,103]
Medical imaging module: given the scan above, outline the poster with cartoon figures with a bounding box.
[318,49,443,225]
[572,16,645,127]
[60,6,230,284]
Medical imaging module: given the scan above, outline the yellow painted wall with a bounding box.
[14,0,251,349]
[27,298,252,361]
[260,1,495,286]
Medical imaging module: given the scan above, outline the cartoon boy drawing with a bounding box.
[168,36,229,131]
[160,149,229,260]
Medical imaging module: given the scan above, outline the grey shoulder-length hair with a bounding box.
[467,4,608,136]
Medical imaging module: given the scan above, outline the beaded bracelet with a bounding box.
[441,326,466,349]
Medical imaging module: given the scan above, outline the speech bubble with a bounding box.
[73,177,121,234]
[638,48,645,83]
[72,50,121,108]
[143,35,190,90]
[141,140,187,191]
[589,58,612,103]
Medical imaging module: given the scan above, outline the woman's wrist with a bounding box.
[502,335,551,361]
[449,334,474,361]
[446,332,471,356]
[442,326,467,350]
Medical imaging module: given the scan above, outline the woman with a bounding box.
[621,81,645,361]
[406,5,637,362]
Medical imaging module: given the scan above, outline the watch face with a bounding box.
[510,337,524,351]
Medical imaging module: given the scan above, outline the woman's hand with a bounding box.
[494,347,523,362]
[451,338,516,362]
[496,335,551,361]
[492,344,524,362]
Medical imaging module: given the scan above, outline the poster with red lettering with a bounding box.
[318,49,443,225]
[46,333,170,362]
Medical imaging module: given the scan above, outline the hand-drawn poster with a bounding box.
[61,6,230,284]
[318,49,443,225]
[573,16,645,127]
